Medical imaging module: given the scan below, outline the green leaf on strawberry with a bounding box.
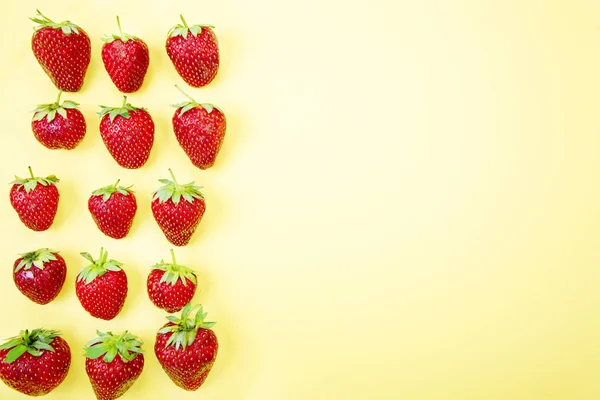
[0,329,61,363]
[168,15,214,39]
[84,330,143,363]
[102,16,137,44]
[10,166,59,193]
[32,90,80,123]
[158,303,216,350]
[152,169,203,205]
[30,9,81,35]
[92,179,134,202]
[15,248,58,273]
[152,249,197,286]
[77,248,123,285]
[98,96,146,122]
[171,85,218,116]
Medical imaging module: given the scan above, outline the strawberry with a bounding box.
[147,249,198,313]
[151,169,206,247]
[98,97,155,169]
[31,90,86,150]
[13,248,67,305]
[172,85,227,169]
[88,180,137,239]
[76,248,128,320]
[30,9,91,92]
[9,167,60,231]
[154,304,218,391]
[84,330,144,400]
[102,16,150,93]
[166,15,219,87]
[0,329,71,396]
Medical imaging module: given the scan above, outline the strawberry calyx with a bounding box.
[152,169,204,205]
[102,16,137,44]
[172,84,218,116]
[152,249,197,286]
[33,90,80,123]
[98,96,146,122]
[158,303,216,350]
[10,166,59,193]
[92,179,134,202]
[15,248,58,272]
[30,9,82,35]
[84,330,143,363]
[168,14,214,39]
[77,248,123,285]
[0,328,61,363]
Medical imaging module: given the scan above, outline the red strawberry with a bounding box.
[84,330,144,400]
[76,248,128,320]
[0,329,71,396]
[30,10,91,92]
[31,90,86,150]
[102,16,150,93]
[9,167,60,231]
[13,248,67,305]
[88,180,137,239]
[147,249,198,313]
[154,304,218,391]
[98,97,155,169]
[151,169,206,246]
[166,15,219,87]
[172,85,226,169]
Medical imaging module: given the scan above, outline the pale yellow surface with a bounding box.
[0,0,599,399]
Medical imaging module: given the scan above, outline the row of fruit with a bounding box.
[0,303,217,398]
[10,168,205,246]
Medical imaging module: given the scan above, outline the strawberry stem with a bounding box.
[28,166,34,179]
[175,84,196,102]
[168,168,178,185]
[56,90,62,104]
[36,9,55,24]
[116,16,123,37]
[114,179,120,188]
[121,96,127,108]
[170,249,176,265]
[180,14,189,29]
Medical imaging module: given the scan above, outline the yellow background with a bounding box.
[1,0,599,398]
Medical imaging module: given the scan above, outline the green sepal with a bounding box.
[83,330,143,363]
[153,249,197,286]
[98,96,146,123]
[159,303,216,350]
[152,169,203,205]
[102,16,138,44]
[172,85,220,116]
[91,179,134,202]
[77,248,123,285]
[0,329,60,363]
[15,248,58,273]
[10,167,59,193]
[33,91,79,123]
[30,9,82,35]
[168,14,214,39]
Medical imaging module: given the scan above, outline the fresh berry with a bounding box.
[30,9,91,92]
[9,167,60,231]
[88,180,137,239]
[84,330,144,400]
[13,248,67,305]
[147,249,198,313]
[0,329,71,396]
[76,248,128,320]
[151,169,206,246]
[166,15,219,87]
[172,85,226,169]
[98,96,155,169]
[154,304,218,391]
[31,90,86,150]
[102,16,150,93]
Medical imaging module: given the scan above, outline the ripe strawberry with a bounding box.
[154,304,218,391]
[9,167,60,231]
[147,249,198,313]
[88,180,137,239]
[30,9,91,92]
[0,329,71,396]
[13,248,67,305]
[166,15,219,87]
[84,330,144,400]
[31,90,86,150]
[98,97,155,169]
[172,85,226,169]
[76,248,128,320]
[102,16,150,93]
[151,169,206,246]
